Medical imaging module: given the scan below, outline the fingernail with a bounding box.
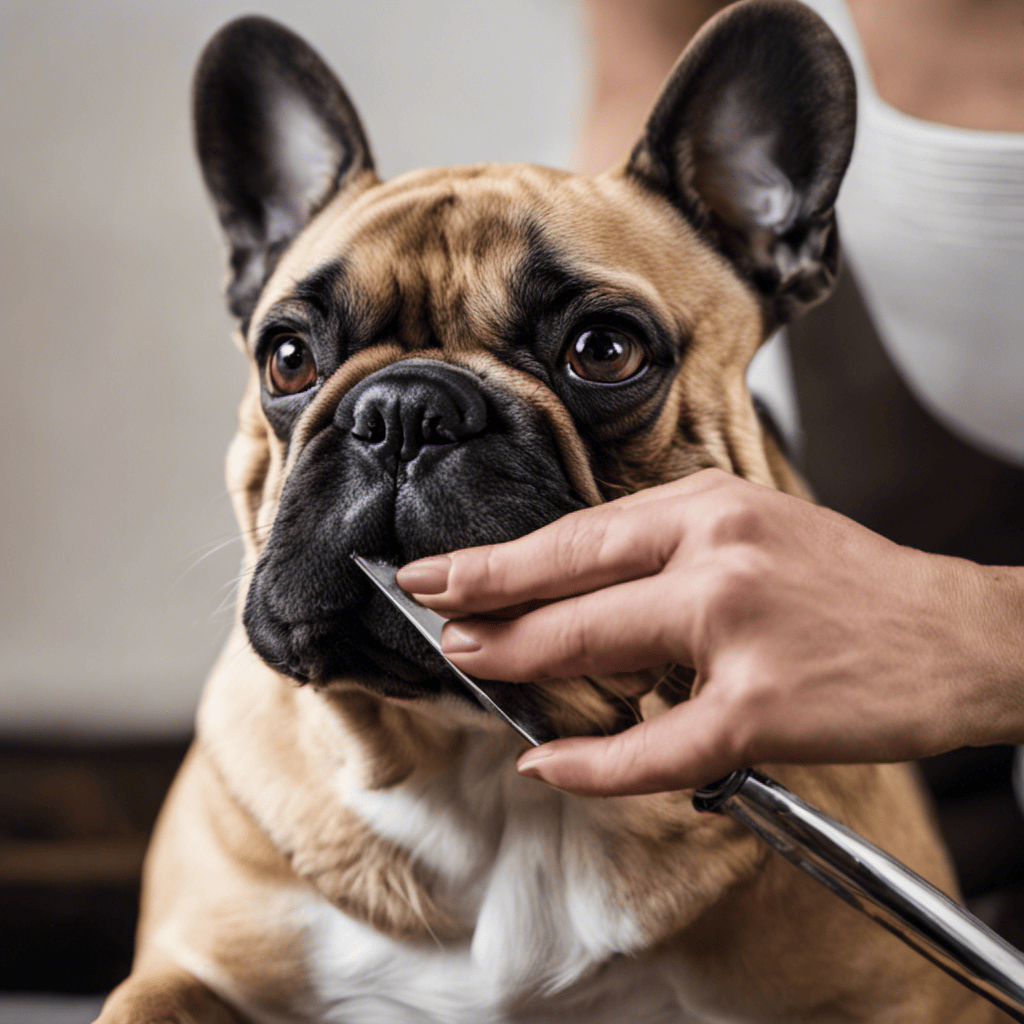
[441,623,481,654]
[396,555,450,594]
[517,751,553,776]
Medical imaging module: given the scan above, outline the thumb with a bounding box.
[515,696,740,797]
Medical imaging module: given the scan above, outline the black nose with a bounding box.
[338,360,489,471]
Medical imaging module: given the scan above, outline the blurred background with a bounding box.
[0,1,583,1019]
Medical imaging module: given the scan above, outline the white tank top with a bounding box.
[749,0,1024,466]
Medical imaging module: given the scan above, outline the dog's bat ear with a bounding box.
[625,0,856,325]
[193,17,374,319]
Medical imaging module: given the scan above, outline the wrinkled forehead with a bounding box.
[250,163,749,349]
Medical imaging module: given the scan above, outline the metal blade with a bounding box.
[351,554,555,746]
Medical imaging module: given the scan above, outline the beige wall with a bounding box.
[0,0,584,738]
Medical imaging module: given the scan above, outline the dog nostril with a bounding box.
[422,411,459,444]
[352,407,387,444]
[422,414,442,443]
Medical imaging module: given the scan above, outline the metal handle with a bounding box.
[695,770,1024,1020]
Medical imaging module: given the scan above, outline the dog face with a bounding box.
[194,2,854,725]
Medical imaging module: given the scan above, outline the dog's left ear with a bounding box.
[193,17,375,319]
[626,0,856,325]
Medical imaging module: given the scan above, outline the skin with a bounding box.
[396,469,1024,795]
[392,0,1024,797]
[577,0,1024,174]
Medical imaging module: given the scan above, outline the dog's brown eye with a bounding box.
[566,327,648,383]
[267,337,317,395]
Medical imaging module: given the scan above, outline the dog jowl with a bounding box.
[195,4,850,718]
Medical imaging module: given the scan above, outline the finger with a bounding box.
[515,696,739,795]
[440,571,697,680]
[404,470,732,615]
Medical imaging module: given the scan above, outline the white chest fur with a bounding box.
[298,733,689,1024]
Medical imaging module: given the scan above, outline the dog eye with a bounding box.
[565,326,648,383]
[266,336,317,395]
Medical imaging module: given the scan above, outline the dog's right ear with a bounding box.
[194,17,374,319]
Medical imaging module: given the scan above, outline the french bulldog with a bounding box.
[97,3,1006,1021]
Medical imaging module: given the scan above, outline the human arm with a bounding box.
[577,0,730,173]
[396,469,1024,796]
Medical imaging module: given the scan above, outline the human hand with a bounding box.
[396,469,1024,796]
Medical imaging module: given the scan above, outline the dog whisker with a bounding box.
[211,578,248,618]
[177,535,245,583]
[177,520,270,583]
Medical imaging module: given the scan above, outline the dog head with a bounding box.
[193,0,854,734]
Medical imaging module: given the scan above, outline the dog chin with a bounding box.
[244,540,652,744]
[242,567,467,697]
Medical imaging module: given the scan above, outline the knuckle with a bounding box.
[506,650,540,683]
[700,480,770,547]
[907,700,954,760]
[497,606,583,682]
[554,511,613,578]
[482,544,509,596]
[551,600,591,672]
[442,552,475,605]
[700,550,767,626]
[710,502,769,548]
[594,510,650,571]
[702,722,743,775]
[601,727,648,787]
[446,544,508,605]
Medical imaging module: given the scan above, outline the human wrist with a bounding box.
[939,557,1024,748]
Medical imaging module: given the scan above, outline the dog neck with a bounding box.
[342,725,656,997]
[197,627,668,996]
